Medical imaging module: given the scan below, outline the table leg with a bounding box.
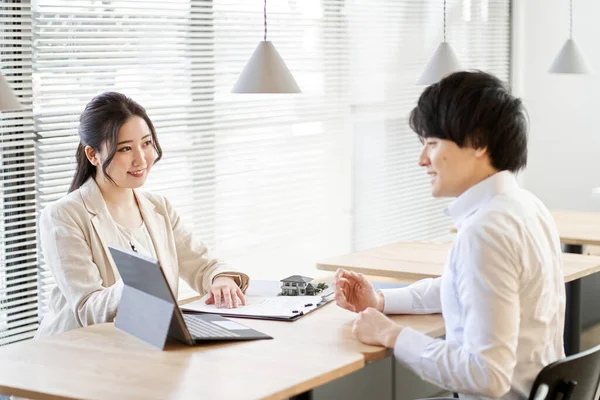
[392,355,396,400]
[563,244,583,356]
[290,390,313,400]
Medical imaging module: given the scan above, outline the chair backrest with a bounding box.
[528,344,600,400]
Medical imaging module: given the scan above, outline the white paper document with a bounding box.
[182,294,327,319]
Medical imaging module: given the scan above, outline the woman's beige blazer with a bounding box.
[36,178,247,338]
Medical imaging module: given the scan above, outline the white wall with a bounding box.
[517,0,600,212]
[516,0,600,331]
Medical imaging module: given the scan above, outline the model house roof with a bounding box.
[281,275,313,283]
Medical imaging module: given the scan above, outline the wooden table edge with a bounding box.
[318,255,600,284]
[315,263,439,281]
[560,237,600,247]
[0,386,72,400]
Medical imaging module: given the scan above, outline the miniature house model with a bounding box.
[280,275,316,296]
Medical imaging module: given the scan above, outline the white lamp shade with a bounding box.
[417,42,463,86]
[549,38,592,74]
[0,72,21,111]
[232,41,301,93]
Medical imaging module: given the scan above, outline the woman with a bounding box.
[36,92,248,338]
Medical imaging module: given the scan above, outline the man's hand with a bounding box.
[334,269,384,313]
[352,307,403,348]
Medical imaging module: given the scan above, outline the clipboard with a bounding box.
[181,280,334,321]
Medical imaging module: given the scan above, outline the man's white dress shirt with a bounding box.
[380,171,566,399]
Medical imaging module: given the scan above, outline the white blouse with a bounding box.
[115,221,157,260]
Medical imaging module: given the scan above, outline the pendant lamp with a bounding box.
[232,0,301,93]
[549,0,591,74]
[417,0,463,85]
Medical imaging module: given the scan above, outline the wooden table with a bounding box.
[444,210,600,249]
[551,210,600,247]
[549,210,600,356]
[317,241,600,356]
[317,241,600,284]
[0,298,445,400]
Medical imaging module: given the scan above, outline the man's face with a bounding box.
[418,137,486,198]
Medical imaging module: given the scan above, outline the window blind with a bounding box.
[0,0,36,346]
[33,0,218,311]
[0,0,511,345]
[348,0,511,249]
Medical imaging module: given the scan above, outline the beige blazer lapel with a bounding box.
[80,178,121,283]
[80,179,177,292]
[134,190,175,276]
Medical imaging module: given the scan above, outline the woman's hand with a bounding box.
[205,276,246,308]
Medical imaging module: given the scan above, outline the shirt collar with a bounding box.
[444,170,519,228]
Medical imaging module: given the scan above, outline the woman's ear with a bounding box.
[84,146,100,167]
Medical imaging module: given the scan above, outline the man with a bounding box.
[335,71,565,399]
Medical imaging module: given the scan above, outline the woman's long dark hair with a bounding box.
[69,92,163,193]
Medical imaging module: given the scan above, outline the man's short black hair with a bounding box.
[409,70,528,172]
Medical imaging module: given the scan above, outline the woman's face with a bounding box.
[89,116,157,189]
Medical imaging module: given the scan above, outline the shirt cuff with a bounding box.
[212,272,250,293]
[393,326,435,376]
[379,288,413,314]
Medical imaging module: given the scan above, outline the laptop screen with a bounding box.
[109,246,174,303]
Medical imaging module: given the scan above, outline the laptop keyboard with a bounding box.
[183,314,241,338]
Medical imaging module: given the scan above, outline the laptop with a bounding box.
[108,245,272,349]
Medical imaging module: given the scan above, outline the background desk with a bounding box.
[550,210,600,354]
[0,300,444,400]
[317,241,600,355]
[446,210,600,248]
[551,210,600,247]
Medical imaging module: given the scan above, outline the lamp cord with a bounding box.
[264,0,267,41]
[443,0,447,42]
[569,0,573,39]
